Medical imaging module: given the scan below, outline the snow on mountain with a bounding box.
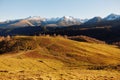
[59,16,87,23]
[46,17,60,22]
[34,16,86,27]
[76,18,88,23]
[0,16,84,28]
[54,16,82,26]
[25,16,46,21]
[60,16,75,21]
[104,13,120,21]
[0,13,120,28]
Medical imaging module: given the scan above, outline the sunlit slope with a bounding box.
[0,36,120,71]
[33,36,120,65]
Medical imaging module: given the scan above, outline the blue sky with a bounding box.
[0,0,120,21]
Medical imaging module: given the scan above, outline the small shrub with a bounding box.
[0,70,9,73]
[88,66,106,70]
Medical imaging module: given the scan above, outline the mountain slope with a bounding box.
[104,13,120,21]
[84,17,102,24]
[9,20,34,27]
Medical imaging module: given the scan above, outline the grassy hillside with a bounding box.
[0,36,120,79]
[1,35,120,66]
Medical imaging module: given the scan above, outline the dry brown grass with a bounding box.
[0,36,120,80]
[0,69,120,80]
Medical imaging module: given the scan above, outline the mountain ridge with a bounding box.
[1,13,120,28]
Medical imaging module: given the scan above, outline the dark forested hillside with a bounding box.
[0,20,120,45]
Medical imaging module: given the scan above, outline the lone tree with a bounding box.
[42,26,48,34]
[6,35,11,41]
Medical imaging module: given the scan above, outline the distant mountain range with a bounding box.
[0,13,120,28]
[0,16,88,28]
[85,13,120,24]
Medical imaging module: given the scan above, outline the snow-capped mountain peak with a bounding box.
[60,16,74,21]
[78,19,88,23]
[104,13,120,21]
[46,17,60,22]
[0,13,120,28]
[25,16,45,21]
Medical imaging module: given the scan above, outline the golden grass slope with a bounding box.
[0,36,120,80]
[1,36,120,66]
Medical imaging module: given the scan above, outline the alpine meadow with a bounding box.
[0,0,120,80]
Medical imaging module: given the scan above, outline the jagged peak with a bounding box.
[104,13,120,20]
